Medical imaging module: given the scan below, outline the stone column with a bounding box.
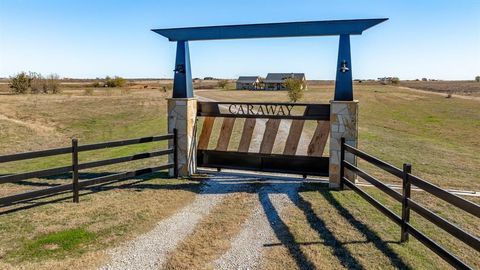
[167,98,197,177]
[329,100,358,189]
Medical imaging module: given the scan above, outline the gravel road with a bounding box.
[98,171,305,270]
[99,94,312,269]
[99,179,231,270]
[214,176,301,270]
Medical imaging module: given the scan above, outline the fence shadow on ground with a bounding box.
[285,189,364,269]
[0,171,201,215]
[0,170,410,269]
[192,171,409,269]
[259,189,317,269]
[318,189,410,269]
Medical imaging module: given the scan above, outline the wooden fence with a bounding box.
[0,130,178,206]
[340,138,480,270]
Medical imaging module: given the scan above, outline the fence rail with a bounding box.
[0,130,178,207]
[340,138,480,270]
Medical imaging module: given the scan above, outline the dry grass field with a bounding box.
[398,80,480,97]
[0,82,207,269]
[0,80,478,269]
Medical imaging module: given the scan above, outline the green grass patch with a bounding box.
[11,228,95,260]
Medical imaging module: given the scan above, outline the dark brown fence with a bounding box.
[340,138,480,270]
[0,130,178,206]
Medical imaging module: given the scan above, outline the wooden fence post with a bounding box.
[401,163,412,242]
[173,129,179,178]
[340,137,346,190]
[72,138,79,203]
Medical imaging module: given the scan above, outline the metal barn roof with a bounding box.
[264,73,305,83]
[236,76,260,83]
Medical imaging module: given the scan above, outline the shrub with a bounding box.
[217,80,228,89]
[421,78,428,81]
[476,76,480,82]
[285,78,305,103]
[9,72,61,94]
[28,72,44,94]
[113,76,126,87]
[105,76,114,87]
[44,74,61,94]
[105,76,126,88]
[9,72,30,94]
[390,77,400,84]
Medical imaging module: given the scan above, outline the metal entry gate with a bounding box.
[196,101,330,177]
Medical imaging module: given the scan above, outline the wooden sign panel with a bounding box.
[197,102,330,120]
[196,101,331,177]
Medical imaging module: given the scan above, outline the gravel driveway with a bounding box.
[99,94,315,269]
[98,170,311,270]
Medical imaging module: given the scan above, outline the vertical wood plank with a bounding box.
[238,118,256,152]
[197,117,215,150]
[216,118,236,151]
[307,120,330,156]
[283,120,305,155]
[72,138,79,203]
[259,119,281,154]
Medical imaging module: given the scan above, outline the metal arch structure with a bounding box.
[152,18,388,100]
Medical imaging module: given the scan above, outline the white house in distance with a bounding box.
[235,73,306,90]
[235,76,261,90]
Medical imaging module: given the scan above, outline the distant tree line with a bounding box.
[9,72,61,94]
[378,77,400,85]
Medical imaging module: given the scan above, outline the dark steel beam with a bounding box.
[152,19,388,41]
[172,41,193,98]
[334,34,353,100]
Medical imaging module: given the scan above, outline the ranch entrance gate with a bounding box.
[153,18,388,187]
[196,101,330,177]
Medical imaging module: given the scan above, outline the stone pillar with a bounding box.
[329,100,358,189]
[167,98,197,177]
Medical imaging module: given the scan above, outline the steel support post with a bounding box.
[334,34,353,101]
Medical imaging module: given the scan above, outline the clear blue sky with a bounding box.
[1,0,479,80]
